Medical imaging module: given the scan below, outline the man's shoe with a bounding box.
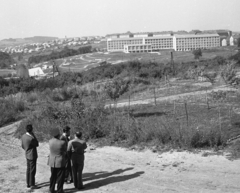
[66,180,73,184]
[30,185,40,190]
[27,185,30,188]
[78,186,85,190]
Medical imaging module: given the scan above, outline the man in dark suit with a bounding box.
[67,131,87,190]
[60,126,73,183]
[21,124,39,189]
[48,128,67,193]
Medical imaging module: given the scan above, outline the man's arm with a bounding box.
[67,141,72,158]
[21,137,25,150]
[83,141,87,150]
[30,132,39,147]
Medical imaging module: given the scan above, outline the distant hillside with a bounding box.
[23,36,58,42]
[0,36,58,48]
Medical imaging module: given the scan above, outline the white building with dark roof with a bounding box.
[107,33,220,52]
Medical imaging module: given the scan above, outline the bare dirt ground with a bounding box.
[1,122,240,193]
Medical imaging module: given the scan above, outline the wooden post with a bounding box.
[184,102,189,127]
[206,93,210,110]
[173,100,176,116]
[229,106,232,124]
[218,102,222,136]
[153,86,157,106]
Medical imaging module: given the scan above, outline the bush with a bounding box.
[26,92,39,103]
[0,99,22,127]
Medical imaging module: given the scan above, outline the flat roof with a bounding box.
[174,34,219,38]
[145,36,173,39]
[107,37,143,41]
[107,36,173,41]
[124,44,152,46]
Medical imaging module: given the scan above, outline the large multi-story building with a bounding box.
[173,34,220,51]
[107,33,221,52]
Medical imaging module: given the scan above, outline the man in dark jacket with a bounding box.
[67,131,87,190]
[60,126,73,183]
[21,124,39,189]
[48,128,67,193]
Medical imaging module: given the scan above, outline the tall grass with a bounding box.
[0,98,25,127]
[14,96,230,149]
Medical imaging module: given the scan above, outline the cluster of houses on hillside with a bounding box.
[0,36,104,54]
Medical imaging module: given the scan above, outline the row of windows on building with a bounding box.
[107,35,221,52]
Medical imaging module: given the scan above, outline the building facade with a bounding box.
[107,34,220,53]
[173,34,220,51]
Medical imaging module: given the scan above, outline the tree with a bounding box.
[220,61,240,86]
[105,78,130,103]
[0,52,15,69]
[16,64,29,78]
[192,49,202,60]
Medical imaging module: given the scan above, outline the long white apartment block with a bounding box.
[107,34,220,52]
[173,34,220,51]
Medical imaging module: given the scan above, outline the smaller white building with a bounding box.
[29,67,45,77]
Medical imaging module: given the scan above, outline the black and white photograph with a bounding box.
[0,0,240,192]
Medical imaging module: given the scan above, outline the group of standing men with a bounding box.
[21,124,87,193]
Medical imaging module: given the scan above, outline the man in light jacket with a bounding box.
[48,128,67,193]
[21,124,39,190]
[67,131,87,190]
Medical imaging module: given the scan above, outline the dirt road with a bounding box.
[1,123,240,193]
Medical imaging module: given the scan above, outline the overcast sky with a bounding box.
[0,0,240,39]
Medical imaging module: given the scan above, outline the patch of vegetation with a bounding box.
[0,98,25,127]
[0,52,15,69]
[28,45,93,64]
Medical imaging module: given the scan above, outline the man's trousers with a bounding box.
[71,155,84,189]
[26,159,37,187]
[65,158,73,181]
[49,167,65,193]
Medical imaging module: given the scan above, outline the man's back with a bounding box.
[48,138,66,168]
[60,134,69,144]
[68,138,87,161]
[21,134,38,160]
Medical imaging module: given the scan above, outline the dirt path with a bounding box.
[107,85,237,108]
[1,123,240,193]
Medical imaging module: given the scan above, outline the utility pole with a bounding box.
[52,60,55,79]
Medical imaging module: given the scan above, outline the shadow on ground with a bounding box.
[64,167,144,193]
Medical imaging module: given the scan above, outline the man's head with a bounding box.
[26,124,33,133]
[63,126,71,137]
[75,131,82,139]
[51,128,60,138]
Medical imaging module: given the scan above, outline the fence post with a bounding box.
[184,102,189,128]
[153,86,157,106]
[218,102,222,136]
[206,93,210,110]
[228,106,232,124]
[173,100,176,116]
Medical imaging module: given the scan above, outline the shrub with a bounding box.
[0,99,21,127]
[26,92,39,103]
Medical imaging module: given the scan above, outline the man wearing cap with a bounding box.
[60,126,73,183]
[48,128,67,193]
[67,131,87,190]
[21,124,39,190]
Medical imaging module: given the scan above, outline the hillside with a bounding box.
[0,36,58,48]
[23,36,58,42]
